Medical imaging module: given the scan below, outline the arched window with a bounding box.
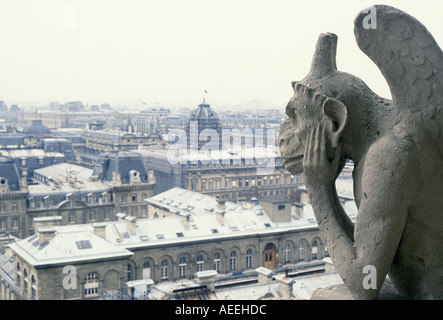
[23,269,28,294]
[127,264,132,281]
[285,244,291,263]
[299,242,304,261]
[161,259,169,280]
[229,251,237,271]
[16,263,21,288]
[196,255,204,272]
[312,240,318,259]
[246,249,253,269]
[213,253,221,273]
[179,257,187,279]
[31,276,36,300]
[84,272,99,297]
[142,261,151,279]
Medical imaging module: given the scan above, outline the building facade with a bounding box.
[135,147,302,202]
[0,152,156,239]
[1,188,327,300]
[81,129,166,154]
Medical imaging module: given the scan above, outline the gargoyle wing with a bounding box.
[354,5,443,153]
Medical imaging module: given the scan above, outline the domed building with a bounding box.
[23,119,52,146]
[185,99,223,150]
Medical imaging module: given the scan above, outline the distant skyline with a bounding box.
[0,0,442,110]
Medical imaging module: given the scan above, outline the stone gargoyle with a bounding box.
[279,5,442,299]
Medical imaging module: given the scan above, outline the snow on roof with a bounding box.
[134,145,281,162]
[11,188,319,266]
[2,149,64,158]
[210,271,343,300]
[9,224,132,267]
[107,188,317,249]
[29,162,111,194]
[291,272,344,300]
[146,187,243,215]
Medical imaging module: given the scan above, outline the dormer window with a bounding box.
[87,193,95,205]
[43,196,52,209]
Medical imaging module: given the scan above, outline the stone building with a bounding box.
[0,188,327,300]
[135,147,302,202]
[81,129,166,154]
[185,100,223,150]
[0,148,66,180]
[0,157,28,239]
[22,120,52,146]
[0,151,156,239]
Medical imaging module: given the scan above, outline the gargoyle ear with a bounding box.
[291,81,298,90]
[322,98,348,148]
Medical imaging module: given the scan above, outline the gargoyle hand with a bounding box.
[303,121,341,188]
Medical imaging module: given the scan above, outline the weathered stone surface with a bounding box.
[279,5,443,300]
[311,278,406,300]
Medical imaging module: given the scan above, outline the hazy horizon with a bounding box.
[0,0,442,110]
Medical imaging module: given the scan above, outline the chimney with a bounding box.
[181,214,191,230]
[256,267,274,284]
[116,212,127,221]
[216,196,226,210]
[127,279,154,300]
[194,270,218,292]
[259,199,291,223]
[276,275,296,298]
[125,216,137,235]
[216,209,225,226]
[34,216,62,233]
[38,227,56,246]
[92,222,107,239]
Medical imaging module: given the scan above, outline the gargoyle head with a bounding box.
[279,33,377,174]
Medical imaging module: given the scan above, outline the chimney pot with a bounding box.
[125,216,137,235]
[38,227,56,246]
[92,222,107,239]
[181,214,191,230]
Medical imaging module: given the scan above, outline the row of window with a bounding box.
[0,217,20,229]
[119,206,148,217]
[128,243,323,282]
[19,157,45,166]
[192,175,297,191]
[0,203,20,212]
[26,192,149,210]
[120,193,148,204]
[59,241,325,299]
[16,263,37,300]
[26,206,148,227]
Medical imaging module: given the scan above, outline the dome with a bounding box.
[189,102,221,123]
[24,120,51,136]
[186,100,223,150]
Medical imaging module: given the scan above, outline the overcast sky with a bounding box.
[0,0,442,109]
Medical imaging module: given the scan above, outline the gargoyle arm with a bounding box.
[307,137,413,299]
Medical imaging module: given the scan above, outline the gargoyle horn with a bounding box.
[308,33,338,79]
